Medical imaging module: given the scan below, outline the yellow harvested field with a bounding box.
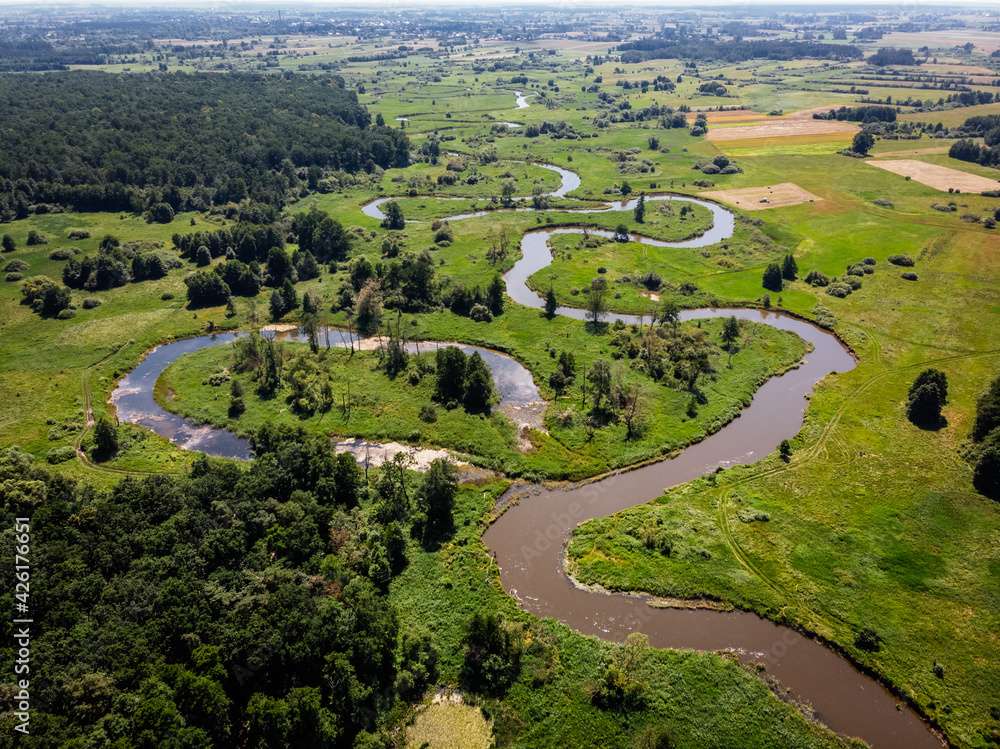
[707,114,856,142]
[865,160,1000,193]
[699,182,822,211]
[878,29,1000,53]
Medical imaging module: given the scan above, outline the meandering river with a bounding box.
[112,164,941,749]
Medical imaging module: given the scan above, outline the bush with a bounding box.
[855,627,881,652]
[888,254,914,267]
[640,272,662,290]
[804,269,830,287]
[826,282,853,298]
[67,229,90,240]
[973,430,1000,500]
[469,303,493,322]
[5,272,23,282]
[48,248,78,261]
[46,446,75,464]
[56,308,76,319]
[419,404,437,423]
[4,259,28,273]
[20,276,71,317]
[26,230,47,246]
[901,272,918,281]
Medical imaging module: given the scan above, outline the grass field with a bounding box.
[1,28,999,749]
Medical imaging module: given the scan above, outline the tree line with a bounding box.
[0,72,410,221]
[617,38,861,63]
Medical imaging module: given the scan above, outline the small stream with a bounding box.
[112,163,942,749]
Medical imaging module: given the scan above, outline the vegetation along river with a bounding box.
[112,165,942,749]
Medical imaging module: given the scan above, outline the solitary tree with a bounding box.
[228,379,245,418]
[300,313,320,354]
[762,263,783,292]
[721,316,740,350]
[269,289,286,322]
[1,234,14,252]
[92,417,118,461]
[586,284,608,326]
[852,130,875,155]
[634,193,646,223]
[907,368,948,427]
[781,254,798,281]
[544,287,558,318]
[613,224,630,243]
[381,201,406,230]
[588,359,613,412]
[435,346,468,404]
[355,280,383,336]
[486,275,505,316]
[463,352,494,413]
[658,300,680,332]
[418,458,458,545]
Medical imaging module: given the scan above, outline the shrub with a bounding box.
[46,446,76,464]
[419,404,437,423]
[826,282,852,298]
[973,430,1000,499]
[26,230,47,245]
[804,269,830,287]
[5,272,23,282]
[20,276,71,316]
[901,271,918,281]
[640,272,662,290]
[67,229,90,240]
[888,254,914,267]
[469,303,493,322]
[855,627,881,652]
[56,308,76,319]
[4,259,28,273]
[48,248,78,261]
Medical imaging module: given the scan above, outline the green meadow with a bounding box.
[1,29,998,748]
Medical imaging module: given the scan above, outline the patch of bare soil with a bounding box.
[865,159,1000,193]
[699,182,822,211]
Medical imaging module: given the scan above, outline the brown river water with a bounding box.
[113,170,943,748]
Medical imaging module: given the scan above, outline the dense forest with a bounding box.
[617,38,862,63]
[0,425,454,746]
[0,72,410,220]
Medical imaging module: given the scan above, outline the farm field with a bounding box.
[0,5,998,749]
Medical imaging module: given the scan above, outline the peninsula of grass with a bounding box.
[156,315,806,480]
[387,480,853,749]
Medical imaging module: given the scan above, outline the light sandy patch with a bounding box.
[641,291,661,302]
[699,183,822,211]
[334,437,467,471]
[708,118,856,142]
[865,160,1000,193]
[406,691,492,749]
